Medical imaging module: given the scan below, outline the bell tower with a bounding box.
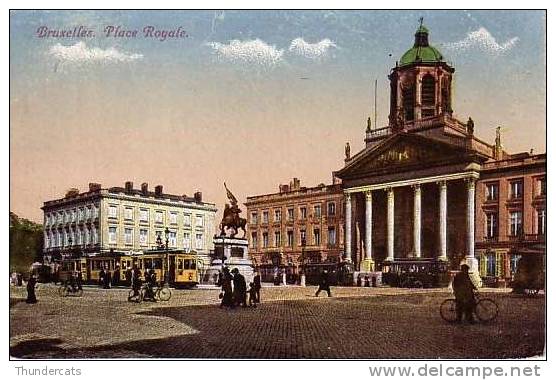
[388,20,455,130]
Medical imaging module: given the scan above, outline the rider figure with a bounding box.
[68,272,78,292]
[144,267,157,301]
[453,264,477,324]
[131,265,142,298]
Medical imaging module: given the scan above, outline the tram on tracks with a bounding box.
[57,249,205,288]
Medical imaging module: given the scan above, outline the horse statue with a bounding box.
[219,183,247,238]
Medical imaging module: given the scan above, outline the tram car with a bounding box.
[378,258,450,288]
[57,249,205,288]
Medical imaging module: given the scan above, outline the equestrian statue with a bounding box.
[219,182,247,238]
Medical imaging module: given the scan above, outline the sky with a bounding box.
[9,10,546,223]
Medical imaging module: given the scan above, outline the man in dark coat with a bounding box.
[231,268,247,307]
[253,271,262,304]
[26,274,37,304]
[130,265,142,298]
[99,268,105,287]
[452,264,477,323]
[315,270,332,297]
[220,267,234,308]
[104,269,112,289]
[112,265,120,287]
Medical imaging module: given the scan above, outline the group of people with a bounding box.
[217,268,261,308]
[98,265,123,289]
[129,265,158,301]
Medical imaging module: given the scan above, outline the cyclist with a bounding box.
[68,272,78,293]
[130,265,142,298]
[144,268,157,302]
[453,264,477,324]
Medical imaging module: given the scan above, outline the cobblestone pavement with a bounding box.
[10,284,544,359]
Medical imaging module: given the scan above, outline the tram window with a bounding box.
[153,259,162,269]
[144,259,152,269]
[177,259,183,270]
[191,261,196,270]
[138,259,143,269]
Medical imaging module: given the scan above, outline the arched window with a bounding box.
[421,75,435,106]
[421,74,435,118]
[402,83,415,121]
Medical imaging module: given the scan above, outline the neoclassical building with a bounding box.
[42,181,217,264]
[333,24,546,281]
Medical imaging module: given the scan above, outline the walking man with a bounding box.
[253,271,262,304]
[315,270,332,297]
[231,268,247,307]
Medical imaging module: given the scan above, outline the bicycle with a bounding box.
[58,283,83,297]
[127,283,171,303]
[440,292,498,323]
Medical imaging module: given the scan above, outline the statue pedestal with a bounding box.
[211,236,254,284]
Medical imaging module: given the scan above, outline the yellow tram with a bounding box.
[57,250,204,288]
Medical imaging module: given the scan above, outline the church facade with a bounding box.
[246,24,546,286]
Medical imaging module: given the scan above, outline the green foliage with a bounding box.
[9,212,43,274]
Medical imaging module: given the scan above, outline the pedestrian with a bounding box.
[220,267,234,308]
[253,271,262,304]
[452,264,477,324]
[130,265,142,299]
[17,273,23,287]
[99,268,105,287]
[112,265,120,287]
[232,268,247,307]
[248,282,257,307]
[26,273,37,304]
[315,270,332,297]
[76,271,83,291]
[104,269,111,289]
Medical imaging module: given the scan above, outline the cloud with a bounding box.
[48,41,143,64]
[288,38,337,59]
[205,39,284,67]
[444,28,518,54]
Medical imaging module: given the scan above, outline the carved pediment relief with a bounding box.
[346,136,467,175]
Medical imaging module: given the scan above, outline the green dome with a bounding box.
[400,45,443,66]
[399,24,445,66]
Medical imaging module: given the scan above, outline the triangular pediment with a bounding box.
[336,133,477,179]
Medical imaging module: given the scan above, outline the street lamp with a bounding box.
[301,237,306,286]
[164,227,170,286]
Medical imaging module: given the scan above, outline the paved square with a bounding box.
[10,284,544,359]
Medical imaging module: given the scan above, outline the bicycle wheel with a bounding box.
[128,289,135,302]
[158,287,171,302]
[62,286,70,297]
[58,285,66,297]
[440,299,458,322]
[475,298,498,322]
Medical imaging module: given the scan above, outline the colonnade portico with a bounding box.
[344,172,479,271]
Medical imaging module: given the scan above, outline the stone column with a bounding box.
[386,187,395,262]
[415,73,422,120]
[438,181,447,261]
[466,178,477,265]
[413,184,422,258]
[362,190,374,271]
[344,192,352,262]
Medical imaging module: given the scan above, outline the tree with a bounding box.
[9,212,43,274]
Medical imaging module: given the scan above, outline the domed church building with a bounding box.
[334,23,545,287]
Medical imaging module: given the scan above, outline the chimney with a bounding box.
[194,191,202,202]
[141,183,149,195]
[154,185,163,196]
[125,181,133,193]
[292,177,300,190]
[279,184,290,193]
[89,183,101,192]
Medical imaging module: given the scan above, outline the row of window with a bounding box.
[481,254,521,277]
[44,228,98,248]
[107,227,204,250]
[251,227,337,249]
[485,177,546,202]
[484,208,546,238]
[250,202,337,224]
[45,205,99,225]
[107,205,204,227]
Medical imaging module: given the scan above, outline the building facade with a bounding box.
[245,178,345,282]
[42,182,217,263]
[475,153,546,286]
